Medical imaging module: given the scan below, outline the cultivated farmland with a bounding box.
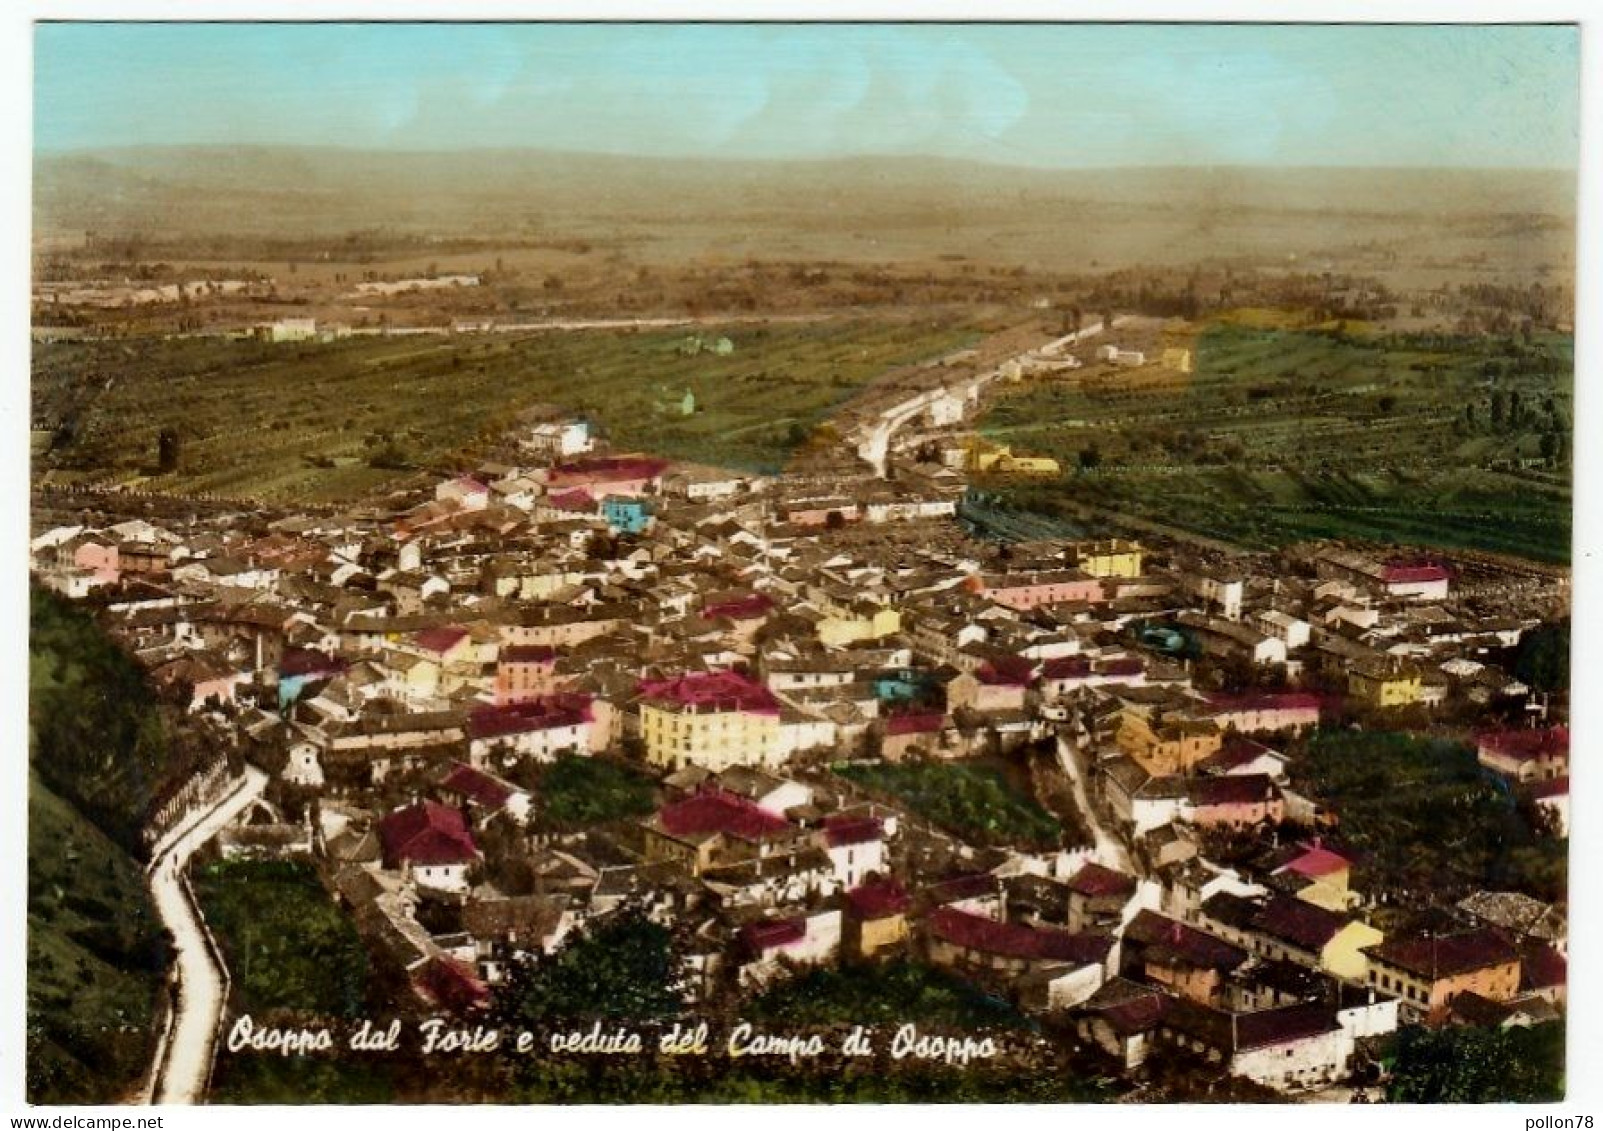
[976,320,1572,562]
[32,319,980,504]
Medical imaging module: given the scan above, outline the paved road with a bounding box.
[1055,733,1133,873]
[855,318,1121,477]
[147,767,268,1105]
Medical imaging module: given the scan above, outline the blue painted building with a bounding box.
[601,494,656,535]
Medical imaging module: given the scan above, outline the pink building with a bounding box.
[975,569,1104,611]
[1477,726,1569,782]
[1206,692,1322,735]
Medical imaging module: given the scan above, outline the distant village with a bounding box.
[30,333,1571,1098]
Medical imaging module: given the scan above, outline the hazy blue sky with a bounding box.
[34,23,1579,168]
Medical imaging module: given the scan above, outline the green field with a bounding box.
[33,319,978,503]
[834,759,1064,849]
[747,959,1026,1031]
[978,323,1572,562]
[193,859,372,1018]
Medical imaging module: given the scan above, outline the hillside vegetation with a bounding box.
[27,587,183,1103]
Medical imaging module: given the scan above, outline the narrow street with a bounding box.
[145,767,268,1105]
[1055,732,1133,874]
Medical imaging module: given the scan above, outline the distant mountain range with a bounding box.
[35,145,1575,242]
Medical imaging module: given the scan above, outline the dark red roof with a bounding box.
[1478,726,1569,764]
[1368,928,1519,979]
[824,814,884,848]
[412,626,470,655]
[547,488,597,512]
[468,694,592,739]
[1383,562,1450,585]
[977,656,1036,687]
[1042,656,1092,680]
[847,877,910,920]
[1126,911,1248,972]
[655,790,792,842]
[279,647,345,679]
[1188,774,1281,808]
[637,670,779,714]
[926,872,998,905]
[885,711,945,736]
[1067,862,1137,900]
[740,917,806,953]
[550,456,669,485]
[1518,941,1567,991]
[703,593,775,621]
[1097,657,1146,677]
[1252,894,1348,952]
[1528,775,1570,800]
[380,800,478,867]
[501,645,557,665]
[928,907,1112,965]
[440,762,515,810]
[413,955,490,1013]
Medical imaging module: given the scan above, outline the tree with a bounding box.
[1387,1023,1564,1102]
[1514,618,1570,694]
[1078,445,1102,470]
[491,907,687,1028]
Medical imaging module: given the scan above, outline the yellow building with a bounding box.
[1348,660,1423,708]
[638,672,783,772]
[966,440,1060,476]
[1116,712,1222,776]
[818,604,901,648]
[1320,920,1385,982]
[1072,539,1145,579]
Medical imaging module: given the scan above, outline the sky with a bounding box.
[33,22,1580,168]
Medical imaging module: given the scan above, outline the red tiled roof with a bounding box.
[928,907,1111,965]
[412,625,470,655]
[824,814,884,848]
[977,656,1036,687]
[1277,842,1352,880]
[440,762,515,810]
[380,800,478,867]
[1383,562,1450,585]
[885,711,945,736]
[656,790,792,842]
[1067,862,1137,900]
[1368,928,1519,979]
[547,488,597,512]
[413,955,490,1013]
[1041,656,1092,681]
[1252,894,1349,952]
[847,877,910,920]
[1518,941,1567,991]
[468,694,592,739]
[638,670,780,715]
[1478,726,1569,764]
[1126,911,1248,971]
[550,456,669,486]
